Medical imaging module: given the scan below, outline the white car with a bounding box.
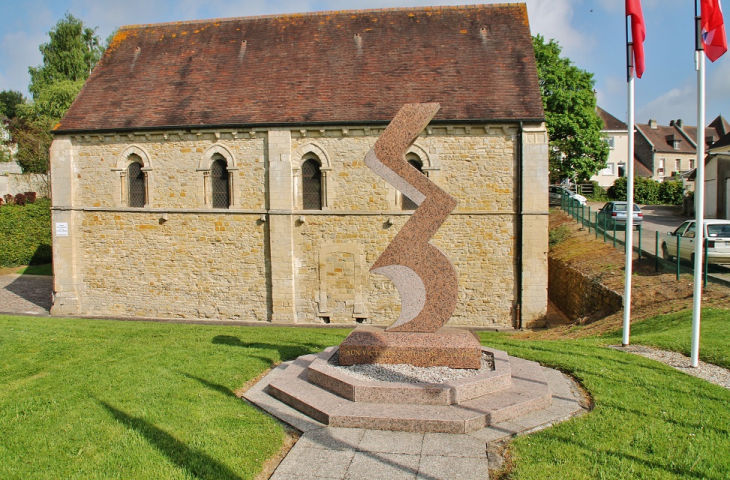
[661,220,730,264]
[549,186,587,206]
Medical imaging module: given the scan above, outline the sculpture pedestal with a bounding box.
[338,325,482,369]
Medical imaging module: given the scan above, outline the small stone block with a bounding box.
[338,325,482,369]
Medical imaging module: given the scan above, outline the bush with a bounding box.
[607,176,684,205]
[24,191,37,204]
[658,180,684,205]
[584,181,609,202]
[14,193,26,206]
[0,197,52,266]
[3,194,13,205]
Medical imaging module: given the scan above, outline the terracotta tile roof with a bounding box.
[54,5,544,133]
[597,107,626,131]
[636,122,696,154]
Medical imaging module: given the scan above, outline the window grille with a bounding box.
[302,159,322,210]
[211,159,230,208]
[128,162,146,207]
[402,159,423,210]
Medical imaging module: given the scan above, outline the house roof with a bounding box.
[54,5,544,134]
[709,131,730,151]
[636,122,696,154]
[709,115,730,138]
[634,158,652,177]
[596,107,626,131]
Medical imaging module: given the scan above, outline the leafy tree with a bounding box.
[28,12,103,101]
[15,13,103,175]
[0,90,26,119]
[7,117,54,174]
[533,35,609,183]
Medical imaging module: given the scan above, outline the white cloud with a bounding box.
[637,84,696,125]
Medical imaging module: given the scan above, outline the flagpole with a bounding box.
[691,5,706,368]
[623,25,636,347]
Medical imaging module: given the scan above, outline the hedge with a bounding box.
[0,198,52,267]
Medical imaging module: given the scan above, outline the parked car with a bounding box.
[596,201,643,229]
[549,185,587,206]
[661,219,730,264]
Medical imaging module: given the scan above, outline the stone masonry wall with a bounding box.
[51,123,548,327]
[293,214,516,326]
[80,211,267,319]
[548,256,623,321]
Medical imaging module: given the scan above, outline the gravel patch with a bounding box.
[328,351,494,384]
[608,345,730,390]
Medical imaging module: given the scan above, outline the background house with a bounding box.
[50,5,549,328]
[635,116,728,187]
[702,132,730,219]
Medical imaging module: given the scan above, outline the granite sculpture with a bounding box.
[339,103,482,368]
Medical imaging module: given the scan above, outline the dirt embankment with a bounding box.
[521,211,729,340]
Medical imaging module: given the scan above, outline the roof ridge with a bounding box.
[117,3,523,30]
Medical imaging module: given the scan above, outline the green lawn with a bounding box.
[599,308,730,369]
[480,307,730,479]
[1,313,728,479]
[0,316,350,479]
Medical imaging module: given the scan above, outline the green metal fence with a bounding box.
[558,192,711,286]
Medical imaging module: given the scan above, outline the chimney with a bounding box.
[677,119,684,128]
[669,120,675,126]
[649,119,658,129]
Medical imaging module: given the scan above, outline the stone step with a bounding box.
[266,349,553,434]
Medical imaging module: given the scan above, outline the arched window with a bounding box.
[127,156,146,207]
[402,157,424,210]
[302,158,322,210]
[211,157,230,208]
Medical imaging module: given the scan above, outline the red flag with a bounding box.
[626,0,646,78]
[701,0,728,61]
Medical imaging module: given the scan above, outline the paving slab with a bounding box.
[421,432,486,458]
[417,455,489,480]
[358,430,424,455]
[345,452,420,480]
[272,446,355,479]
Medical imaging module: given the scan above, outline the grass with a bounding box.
[479,308,730,479]
[2,313,728,479]
[599,308,730,369]
[0,316,350,479]
[16,263,53,276]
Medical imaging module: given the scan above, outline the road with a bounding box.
[586,201,730,285]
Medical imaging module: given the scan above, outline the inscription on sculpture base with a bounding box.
[338,325,482,369]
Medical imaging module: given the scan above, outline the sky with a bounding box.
[0,0,728,127]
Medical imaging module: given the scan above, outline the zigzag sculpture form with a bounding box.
[364,103,459,333]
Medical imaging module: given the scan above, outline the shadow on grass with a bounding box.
[212,335,321,362]
[177,371,237,399]
[96,399,241,480]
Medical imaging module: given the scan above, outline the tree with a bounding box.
[14,13,103,175]
[0,90,26,119]
[533,35,609,183]
[28,12,103,101]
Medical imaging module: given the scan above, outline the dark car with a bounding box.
[596,201,643,229]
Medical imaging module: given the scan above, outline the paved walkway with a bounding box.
[271,428,492,480]
[246,359,588,480]
[0,274,52,315]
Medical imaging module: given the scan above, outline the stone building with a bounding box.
[50,5,549,328]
